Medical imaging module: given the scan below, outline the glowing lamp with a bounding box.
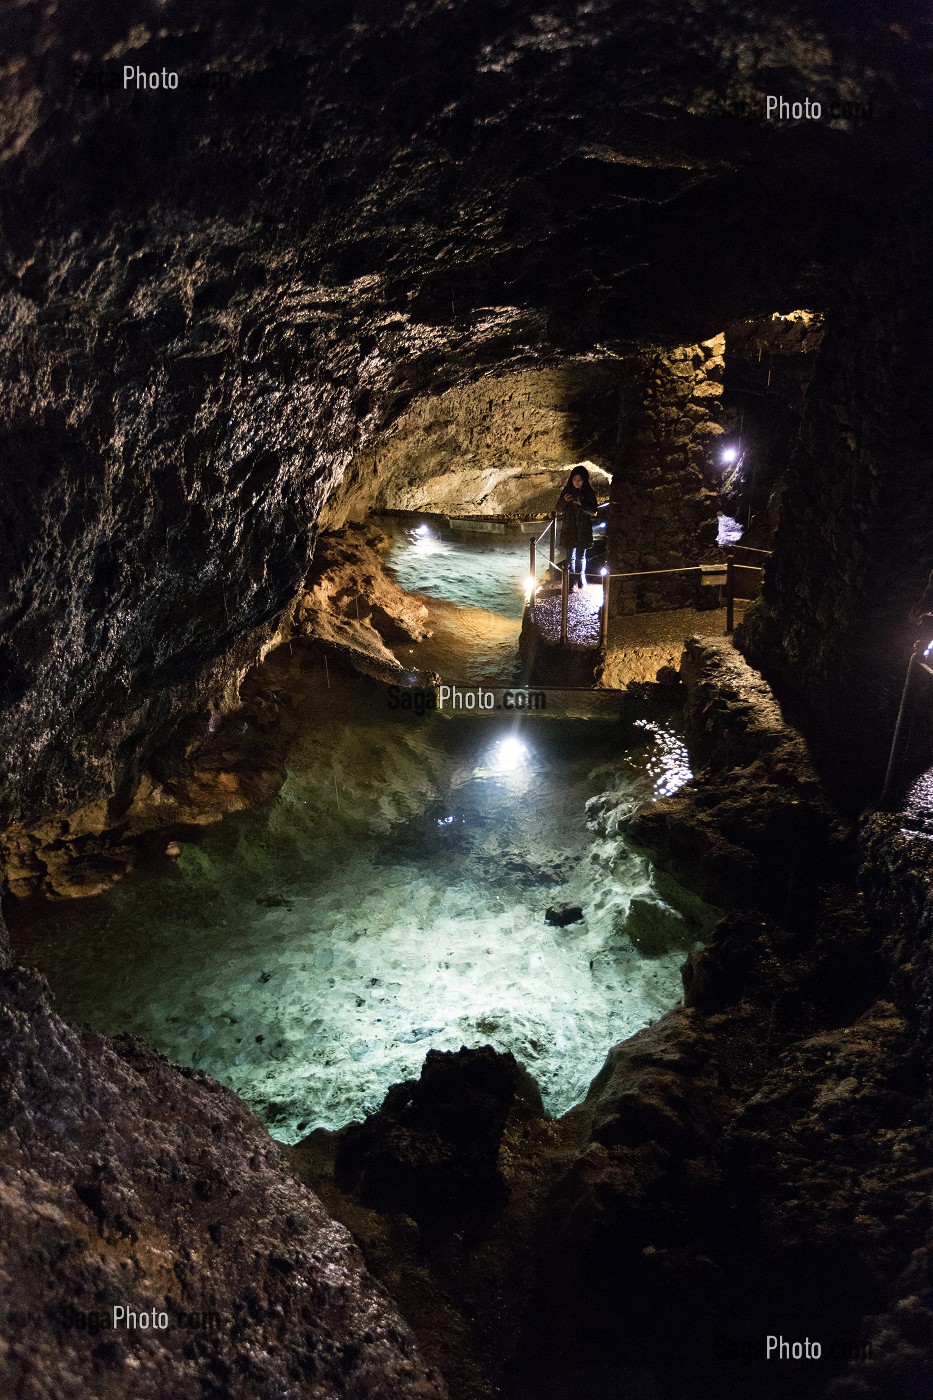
[600,566,608,576]
[523,575,537,596]
[415,522,431,535]
[490,737,529,773]
[720,447,738,465]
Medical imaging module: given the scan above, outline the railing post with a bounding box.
[725,557,735,634]
[600,572,610,647]
[560,563,570,644]
[529,537,536,588]
[881,644,924,808]
[549,514,556,567]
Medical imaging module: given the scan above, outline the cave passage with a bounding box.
[384,517,533,623]
[11,530,710,1144]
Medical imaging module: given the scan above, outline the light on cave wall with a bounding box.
[717,514,744,547]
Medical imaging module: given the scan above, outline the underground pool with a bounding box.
[10,522,711,1145]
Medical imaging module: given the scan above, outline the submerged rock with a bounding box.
[617,892,696,957]
[544,903,584,927]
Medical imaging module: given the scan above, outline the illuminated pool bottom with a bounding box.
[383,517,577,621]
[14,678,714,1143]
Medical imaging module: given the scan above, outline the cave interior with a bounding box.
[3,4,933,1400]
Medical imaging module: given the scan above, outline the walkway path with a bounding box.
[598,603,752,686]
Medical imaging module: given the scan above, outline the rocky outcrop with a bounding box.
[1,676,292,900]
[518,641,931,1397]
[0,954,447,1400]
[833,813,933,1396]
[0,525,435,898]
[608,336,724,608]
[623,636,847,910]
[293,524,433,681]
[335,1047,544,1234]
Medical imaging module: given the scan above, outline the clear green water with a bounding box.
[384,518,532,618]
[10,528,708,1143]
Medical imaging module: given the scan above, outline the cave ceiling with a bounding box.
[0,1,931,822]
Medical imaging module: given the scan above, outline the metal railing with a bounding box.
[527,502,611,591]
[525,546,768,650]
[882,629,933,807]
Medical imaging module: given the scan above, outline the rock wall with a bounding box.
[719,309,825,538]
[608,337,724,609]
[323,365,618,525]
[851,814,933,1396]
[737,219,933,802]
[0,526,434,899]
[522,639,931,1397]
[0,951,447,1400]
[0,0,922,831]
[625,636,847,910]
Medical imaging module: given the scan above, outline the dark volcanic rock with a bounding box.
[516,641,933,1398]
[0,956,447,1400]
[335,1046,543,1230]
[624,636,847,912]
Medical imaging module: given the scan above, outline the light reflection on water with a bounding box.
[633,719,693,799]
[12,684,710,1143]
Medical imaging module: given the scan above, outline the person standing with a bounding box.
[556,466,598,588]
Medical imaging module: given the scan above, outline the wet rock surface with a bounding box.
[624,636,847,911]
[293,640,933,1399]
[1,0,926,829]
[335,1047,543,1234]
[0,949,447,1400]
